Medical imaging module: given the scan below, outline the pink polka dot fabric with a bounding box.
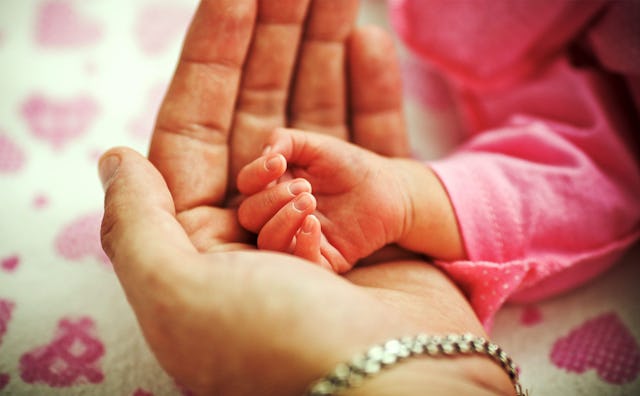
[393,0,640,326]
[391,0,640,393]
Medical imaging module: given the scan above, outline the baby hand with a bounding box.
[237,129,409,273]
[234,149,338,271]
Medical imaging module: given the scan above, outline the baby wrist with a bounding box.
[392,159,465,260]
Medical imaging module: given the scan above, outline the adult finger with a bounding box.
[230,0,312,185]
[289,0,359,138]
[348,26,410,157]
[99,148,196,298]
[149,0,257,211]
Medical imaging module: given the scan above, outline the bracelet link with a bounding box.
[305,334,527,396]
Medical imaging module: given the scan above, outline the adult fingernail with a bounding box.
[293,193,314,212]
[264,155,283,171]
[288,179,310,195]
[99,154,120,190]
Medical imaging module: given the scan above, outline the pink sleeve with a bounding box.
[391,0,640,329]
[431,58,640,328]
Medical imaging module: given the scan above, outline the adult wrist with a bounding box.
[306,334,519,396]
[345,357,513,396]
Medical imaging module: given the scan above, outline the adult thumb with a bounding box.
[99,147,196,281]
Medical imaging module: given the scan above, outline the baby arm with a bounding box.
[237,128,465,272]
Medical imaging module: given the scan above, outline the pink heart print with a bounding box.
[33,193,50,210]
[55,212,110,265]
[520,305,543,326]
[1,255,20,272]
[36,0,102,48]
[0,133,26,173]
[0,374,8,391]
[0,299,15,345]
[20,317,105,387]
[134,4,193,55]
[22,94,98,150]
[550,312,640,384]
[0,299,16,391]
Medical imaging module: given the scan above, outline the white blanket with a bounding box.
[1,1,638,395]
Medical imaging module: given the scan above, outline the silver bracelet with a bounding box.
[305,333,527,396]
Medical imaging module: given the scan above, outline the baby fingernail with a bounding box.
[301,216,316,234]
[262,145,272,155]
[293,193,314,212]
[288,179,310,195]
[264,155,282,171]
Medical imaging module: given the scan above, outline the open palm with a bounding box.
[100,1,512,395]
[147,0,407,253]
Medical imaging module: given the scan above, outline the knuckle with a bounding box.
[100,203,119,260]
[263,187,283,208]
[99,180,131,262]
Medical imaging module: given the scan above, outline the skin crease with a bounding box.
[100,1,515,395]
[236,129,466,273]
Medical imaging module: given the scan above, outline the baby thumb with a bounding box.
[99,147,195,277]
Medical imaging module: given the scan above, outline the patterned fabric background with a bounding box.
[0,1,638,395]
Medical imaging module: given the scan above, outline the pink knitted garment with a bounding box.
[390,0,640,328]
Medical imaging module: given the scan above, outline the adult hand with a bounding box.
[101,1,513,395]
[100,147,511,395]
[147,0,409,253]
